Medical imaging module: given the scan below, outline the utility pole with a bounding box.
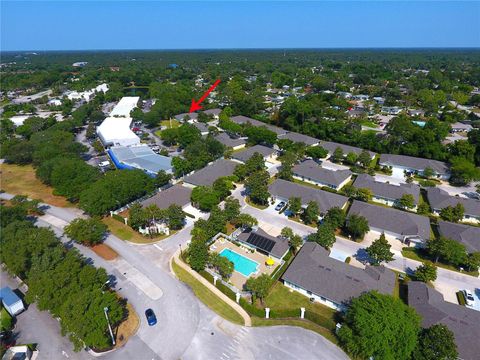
[104,307,116,346]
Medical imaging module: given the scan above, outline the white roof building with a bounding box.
[97,96,141,147]
[66,83,109,102]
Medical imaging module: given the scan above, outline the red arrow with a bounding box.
[189,79,221,112]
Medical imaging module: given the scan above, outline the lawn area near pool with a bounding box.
[0,163,73,207]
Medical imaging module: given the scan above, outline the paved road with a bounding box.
[5,194,348,360]
[230,186,480,303]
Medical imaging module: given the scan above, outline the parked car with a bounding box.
[145,308,157,326]
[275,201,286,212]
[463,290,475,306]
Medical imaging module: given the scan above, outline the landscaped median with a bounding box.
[171,251,339,344]
[102,216,175,245]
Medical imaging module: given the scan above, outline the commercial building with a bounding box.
[353,174,420,208]
[408,281,480,360]
[348,200,431,246]
[379,154,450,180]
[293,160,352,190]
[108,144,173,176]
[282,242,396,311]
[97,96,141,147]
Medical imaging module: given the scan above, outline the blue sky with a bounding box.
[1,1,479,51]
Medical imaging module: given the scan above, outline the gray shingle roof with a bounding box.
[214,133,246,148]
[282,242,396,305]
[268,179,348,214]
[353,174,420,204]
[319,141,376,158]
[230,115,287,135]
[192,122,209,133]
[379,154,449,175]
[237,227,289,259]
[278,132,319,146]
[183,159,238,186]
[293,160,352,188]
[408,281,480,360]
[426,188,480,218]
[141,185,191,210]
[203,108,221,116]
[232,145,275,163]
[174,112,198,121]
[348,200,431,240]
[437,221,480,253]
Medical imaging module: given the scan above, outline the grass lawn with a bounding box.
[245,197,268,210]
[114,303,140,349]
[0,306,13,332]
[402,247,479,277]
[172,260,245,325]
[0,163,73,207]
[359,120,378,128]
[265,283,337,322]
[251,317,338,344]
[102,217,175,244]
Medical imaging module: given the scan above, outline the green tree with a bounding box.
[337,291,421,360]
[423,167,435,179]
[213,177,234,200]
[308,224,336,250]
[449,157,480,186]
[323,207,346,229]
[191,186,220,212]
[345,152,358,166]
[287,197,302,216]
[398,194,416,210]
[223,197,241,222]
[209,253,234,279]
[289,234,303,253]
[466,252,480,272]
[305,146,328,160]
[414,262,437,283]
[187,240,209,271]
[165,204,185,230]
[366,233,394,265]
[64,218,107,246]
[413,324,458,360]
[246,170,270,205]
[332,147,344,163]
[417,202,431,215]
[302,201,320,225]
[154,170,172,188]
[358,150,372,168]
[245,274,273,304]
[231,213,258,228]
[244,126,277,146]
[356,188,373,202]
[439,203,464,223]
[345,214,370,240]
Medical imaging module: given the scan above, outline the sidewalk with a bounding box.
[171,250,252,326]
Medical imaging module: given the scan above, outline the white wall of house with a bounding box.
[380,164,450,180]
[283,280,345,312]
[370,196,418,212]
[432,210,480,224]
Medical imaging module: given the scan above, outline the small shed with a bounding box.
[0,287,25,316]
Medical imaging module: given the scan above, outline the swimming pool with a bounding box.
[219,248,259,277]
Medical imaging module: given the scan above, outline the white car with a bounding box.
[463,290,475,306]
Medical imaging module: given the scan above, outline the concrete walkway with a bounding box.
[171,250,252,326]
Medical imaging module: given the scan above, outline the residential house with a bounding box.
[437,221,480,253]
[373,96,385,105]
[408,281,480,360]
[192,122,210,136]
[426,188,480,224]
[141,185,192,210]
[282,242,396,311]
[407,109,425,117]
[268,179,349,215]
[231,144,277,164]
[293,160,352,190]
[278,131,320,146]
[203,108,222,120]
[183,159,238,187]
[379,154,450,180]
[353,174,420,209]
[174,112,197,123]
[230,115,287,135]
[319,141,376,160]
[347,200,431,246]
[381,106,402,115]
[235,227,290,261]
[214,132,246,150]
[450,122,473,133]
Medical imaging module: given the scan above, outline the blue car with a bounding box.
[145,308,157,326]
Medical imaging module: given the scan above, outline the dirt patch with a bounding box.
[91,244,118,260]
[0,163,73,207]
[114,303,140,348]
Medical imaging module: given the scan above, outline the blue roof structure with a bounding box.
[108,145,173,176]
[0,287,21,307]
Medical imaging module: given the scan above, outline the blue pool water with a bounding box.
[412,120,426,127]
[219,248,259,277]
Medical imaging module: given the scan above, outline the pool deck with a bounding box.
[210,238,280,290]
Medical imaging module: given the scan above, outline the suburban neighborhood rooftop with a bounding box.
[183,159,238,186]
